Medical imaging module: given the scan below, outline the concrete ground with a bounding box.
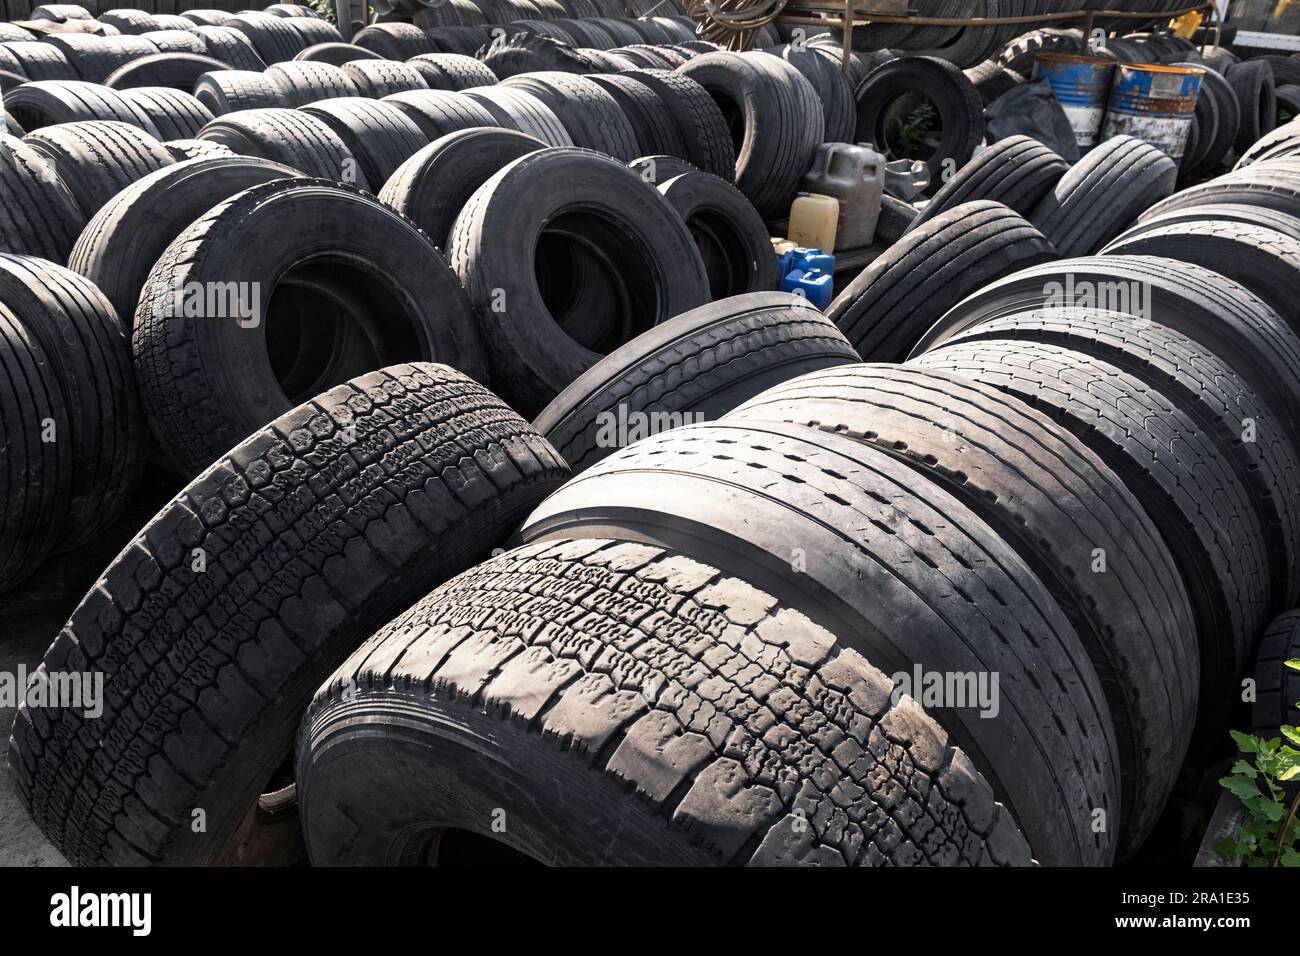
[0,469,180,867]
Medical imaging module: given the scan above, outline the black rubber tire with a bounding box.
[678,51,824,217]
[293,41,380,65]
[0,298,69,593]
[24,119,173,218]
[228,11,307,64]
[3,79,161,133]
[405,51,496,90]
[876,192,918,243]
[1101,220,1300,343]
[8,363,570,866]
[854,55,984,196]
[264,60,358,106]
[191,25,267,71]
[658,170,780,299]
[0,134,86,262]
[300,98,428,190]
[352,22,439,59]
[912,339,1268,742]
[628,152,697,185]
[342,58,429,98]
[616,68,735,181]
[728,362,1198,856]
[0,254,146,549]
[137,29,206,54]
[103,52,229,91]
[1029,135,1177,258]
[908,135,1068,233]
[1117,200,1300,243]
[133,180,488,475]
[99,10,164,34]
[193,70,291,115]
[41,33,159,84]
[520,419,1121,866]
[281,16,339,48]
[180,9,233,27]
[1276,85,1300,125]
[500,71,640,161]
[1253,610,1300,737]
[932,308,1300,613]
[1173,60,1238,179]
[197,108,366,188]
[382,88,503,140]
[965,58,1023,107]
[163,137,233,161]
[297,536,1033,867]
[67,155,297,329]
[829,201,1056,362]
[586,72,686,158]
[1227,59,1276,155]
[117,86,212,139]
[765,44,856,143]
[0,41,77,81]
[448,147,711,416]
[535,291,858,473]
[377,126,545,248]
[1237,119,1300,168]
[460,84,572,146]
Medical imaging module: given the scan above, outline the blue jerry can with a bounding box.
[782,268,834,310]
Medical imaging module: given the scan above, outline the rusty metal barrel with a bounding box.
[1101,63,1205,160]
[1033,52,1116,153]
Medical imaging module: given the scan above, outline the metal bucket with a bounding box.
[1101,63,1205,160]
[1033,52,1116,152]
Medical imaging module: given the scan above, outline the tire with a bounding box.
[293,41,380,65]
[342,58,429,98]
[765,44,856,143]
[117,86,212,139]
[1142,160,1300,220]
[1227,59,1276,155]
[192,25,266,71]
[829,201,1056,362]
[1276,85,1300,124]
[67,155,297,329]
[8,362,570,866]
[382,89,502,140]
[3,79,161,133]
[500,72,640,161]
[102,51,228,92]
[907,135,1068,232]
[658,170,780,299]
[281,16,340,48]
[679,51,824,217]
[0,254,146,549]
[519,419,1121,866]
[535,291,858,473]
[24,120,173,219]
[617,68,735,181]
[932,308,1300,612]
[265,60,358,106]
[163,136,233,161]
[854,55,983,196]
[378,126,545,248]
[99,10,164,34]
[965,59,1023,107]
[405,51,496,90]
[876,193,918,243]
[728,363,1198,856]
[41,34,159,84]
[181,9,234,27]
[193,70,290,115]
[0,134,85,262]
[297,536,1032,867]
[0,41,77,81]
[133,180,489,475]
[1174,60,1238,178]
[1237,119,1300,168]
[228,11,307,63]
[137,29,206,54]
[352,22,439,59]
[1029,135,1177,258]
[628,152,697,185]
[1253,610,1300,736]
[0,293,69,593]
[300,98,428,191]
[1101,220,1300,342]
[912,339,1268,741]
[586,72,686,158]
[448,147,711,416]
[1118,200,1300,243]
[460,85,572,146]
[197,108,365,187]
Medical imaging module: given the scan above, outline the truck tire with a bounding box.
[192,25,267,71]
[133,180,488,475]
[501,72,640,161]
[0,41,76,81]
[193,70,290,115]
[263,60,358,106]
[293,41,380,65]
[382,89,503,140]
[228,11,306,63]
[297,538,1033,867]
[0,134,85,262]
[197,108,365,188]
[1118,201,1300,243]
[342,58,429,98]
[617,68,735,181]
[117,86,212,139]
[24,119,173,218]
[3,79,160,133]
[586,72,686,158]
[460,85,572,146]
[1253,610,1300,736]
[352,22,439,59]
[8,363,570,865]
[300,98,428,190]
[405,52,496,90]
[1227,59,1276,155]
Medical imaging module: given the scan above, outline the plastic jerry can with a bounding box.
[802,143,886,248]
[787,193,839,252]
[782,267,833,310]
[778,246,835,280]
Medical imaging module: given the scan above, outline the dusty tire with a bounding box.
[264,60,358,106]
[300,98,428,191]
[0,42,77,81]
[228,11,307,64]
[8,363,570,866]
[616,68,734,181]
[1227,59,1276,155]
[117,86,212,139]
[293,41,380,66]
[520,419,1121,865]
[405,52,496,90]
[1174,60,1238,178]
[192,25,267,71]
[193,70,290,115]
[382,89,503,140]
[1030,135,1177,258]
[460,85,572,146]
[1237,119,1300,169]
[535,291,858,473]
[586,72,686,158]
[729,363,1198,856]
[3,79,160,133]
[24,120,173,218]
[500,71,640,161]
[298,537,1033,867]
[197,108,364,187]
[342,58,429,98]
[0,134,85,262]
[829,201,1056,362]
[133,179,488,475]
[352,22,439,59]
[447,147,710,416]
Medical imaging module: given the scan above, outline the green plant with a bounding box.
[307,0,338,25]
[893,100,936,158]
[1214,659,1300,867]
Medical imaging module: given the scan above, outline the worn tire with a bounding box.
[24,119,173,218]
[193,70,290,115]
[380,89,501,141]
[228,11,307,64]
[352,22,439,59]
[405,52,496,90]
[8,363,570,865]
[0,41,77,81]
[460,84,572,146]
[117,86,212,139]
[293,41,380,66]
[0,134,85,262]
[300,98,428,190]
[197,108,364,187]
[500,71,640,161]
[3,79,161,133]
[343,58,429,99]
[263,60,358,106]
[191,25,267,71]
[1253,610,1300,736]
[586,72,686,158]
[1227,59,1276,155]
[616,68,734,181]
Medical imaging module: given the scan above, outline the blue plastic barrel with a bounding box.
[1101,63,1205,160]
[1033,52,1116,152]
